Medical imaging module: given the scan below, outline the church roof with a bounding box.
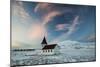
[42,44,57,49]
[41,36,47,44]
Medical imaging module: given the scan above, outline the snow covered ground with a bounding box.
[11,40,96,66]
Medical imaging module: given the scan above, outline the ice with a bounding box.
[11,40,96,66]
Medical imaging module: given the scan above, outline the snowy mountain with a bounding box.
[58,40,95,49]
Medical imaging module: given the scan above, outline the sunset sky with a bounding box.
[11,1,96,49]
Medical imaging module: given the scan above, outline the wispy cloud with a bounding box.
[43,11,61,25]
[34,3,71,25]
[67,16,79,35]
[34,3,51,13]
[55,24,71,31]
[12,1,31,23]
[51,16,80,43]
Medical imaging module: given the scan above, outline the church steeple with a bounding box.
[41,36,47,47]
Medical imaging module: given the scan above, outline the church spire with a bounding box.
[41,36,47,44]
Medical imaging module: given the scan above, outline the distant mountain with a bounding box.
[12,49,35,51]
[58,40,95,49]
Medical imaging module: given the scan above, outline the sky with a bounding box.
[11,0,96,49]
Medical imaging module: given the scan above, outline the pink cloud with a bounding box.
[55,24,70,31]
[34,3,52,13]
[28,3,59,40]
[34,3,62,25]
[28,24,47,40]
[34,3,72,26]
[43,11,61,25]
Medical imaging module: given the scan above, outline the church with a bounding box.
[41,36,60,55]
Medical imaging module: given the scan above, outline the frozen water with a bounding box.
[11,40,96,66]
